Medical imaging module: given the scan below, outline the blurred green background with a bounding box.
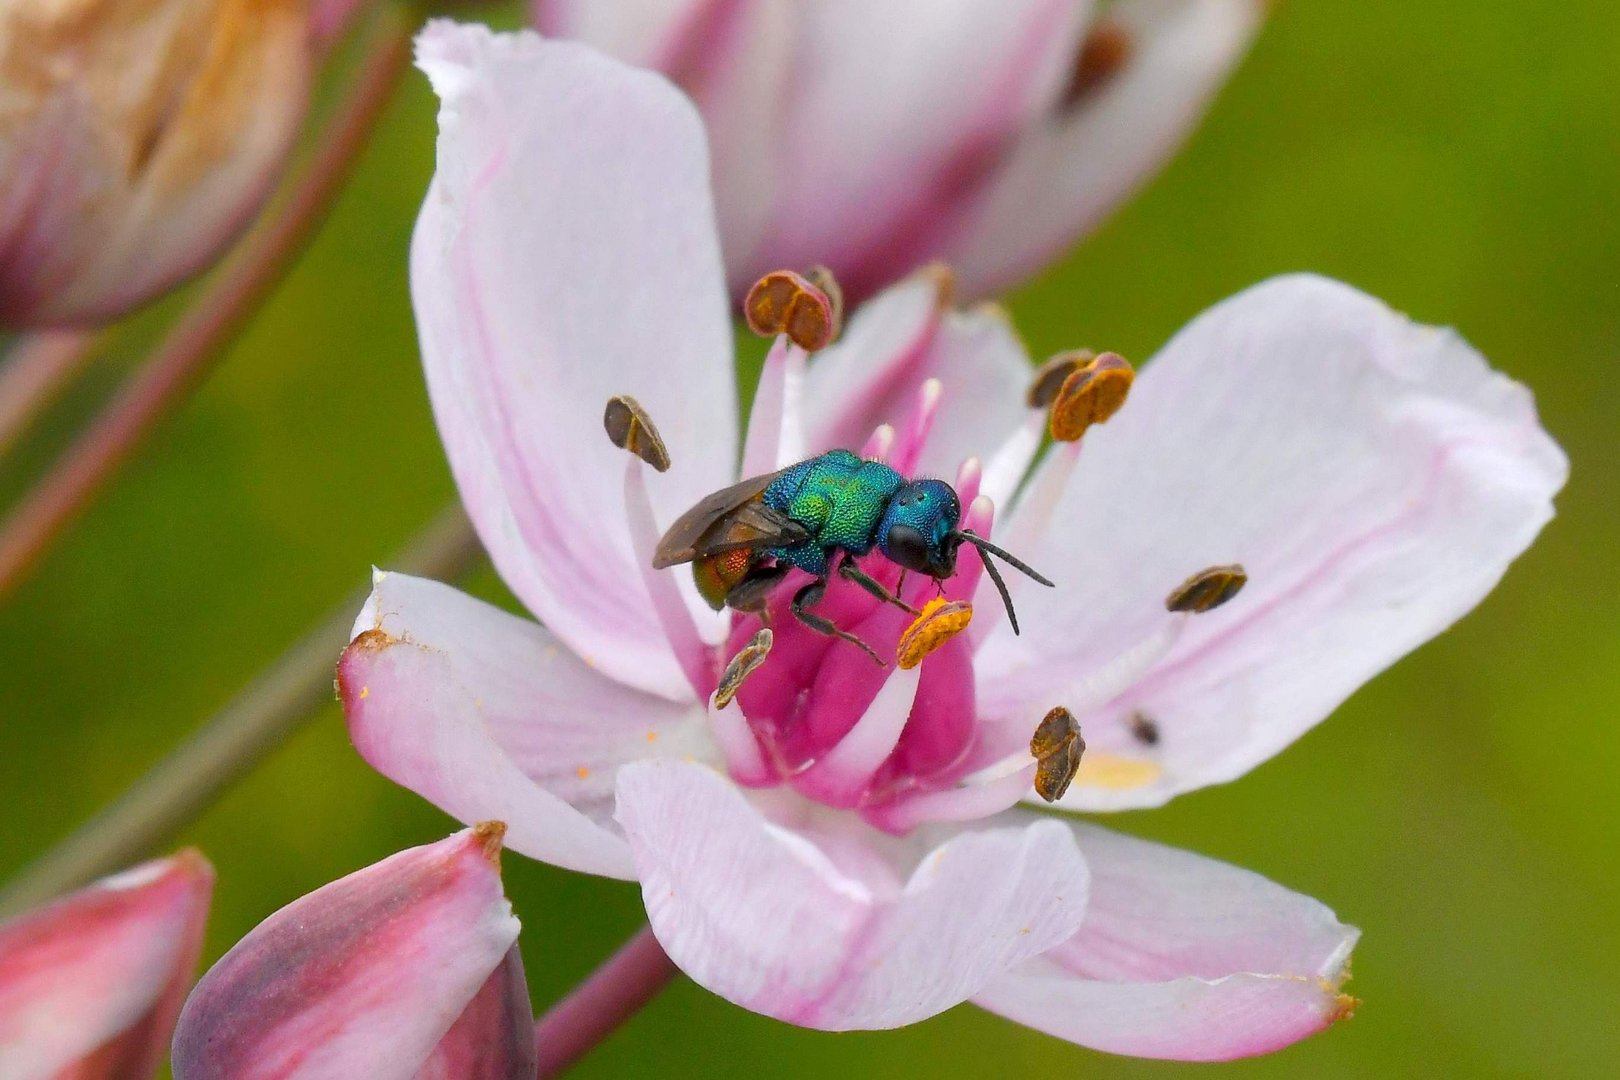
[2,1,1616,1076]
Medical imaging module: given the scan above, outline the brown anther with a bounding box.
[896,598,973,670]
[714,628,773,710]
[1026,350,1094,409]
[1063,19,1132,108]
[1048,352,1133,442]
[1031,706,1085,802]
[603,395,670,472]
[745,269,839,351]
[472,820,507,863]
[805,265,845,339]
[1165,564,1248,613]
[1127,710,1160,746]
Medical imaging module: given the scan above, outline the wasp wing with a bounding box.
[652,469,807,568]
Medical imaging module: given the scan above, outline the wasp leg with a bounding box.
[837,554,920,616]
[791,577,886,667]
[724,562,790,614]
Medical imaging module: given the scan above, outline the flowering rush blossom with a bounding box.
[0,851,212,1080]
[534,0,1269,304]
[339,22,1566,1060]
[0,0,310,328]
[173,824,534,1080]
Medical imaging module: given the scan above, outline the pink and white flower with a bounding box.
[534,0,1269,303]
[338,23,1566,1059]
[172,824,534,1080]
[0,851,213,1080]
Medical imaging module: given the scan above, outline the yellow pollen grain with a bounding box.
[1075,753,1161,790]
[575,766,591,780]
[1330,992,1362,1023]
[1049,352,1134,441]
[358,686,369,700]
[645,731,658,743]
[896,598,973,670]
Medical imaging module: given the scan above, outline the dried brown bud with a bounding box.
[0,0,311,327]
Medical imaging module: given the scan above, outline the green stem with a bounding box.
[0,7,416,602]
[0,503,481,917]
[0,331,98,460]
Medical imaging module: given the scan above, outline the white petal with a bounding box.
[341,571,714,879]
[616,760,1088,1029]
[410,22,735,698]
[976,819,1359,1060]
[978,275,1566,809]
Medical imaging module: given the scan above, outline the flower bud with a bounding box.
[0,0,311,328]
[0,851,213,1080]
[173,823,535,1080]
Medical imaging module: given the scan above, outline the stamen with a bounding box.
[603,395,671,472]
[896,598,973,669]
[741,336,807,475]
[621,456,718,694]
[1127,710,1160,746]
[954,456,982,507]
[979,411,1044,513]
[793,665,921,808]
[861,423,895,461]
[1049,351,1133,442]
[1026,350,1094,408]
[714,628,773,710]
[890,377,942,475]
[805,264,845,338]
[1165,564,1248,613]
[1062,19,1132,108]
[1031,706,1085,802]
[745,269,840,351]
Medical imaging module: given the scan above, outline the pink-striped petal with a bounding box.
[800,269,1032,473]
[414,946,536,1080]
[0,852,212,1080]
[740,0,1090,301]
[340,570,712,880]
[946,0,1267,297]
[978,275,1567,809]
[410,22,735,699]
[173,826,527,1080]
[615,760,1088,1029]
[975,819,1358,1060]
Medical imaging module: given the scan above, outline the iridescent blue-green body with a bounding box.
[654,446,1046,654]
[761,449,904,573]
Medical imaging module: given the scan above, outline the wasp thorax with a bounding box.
[745,268,842,351]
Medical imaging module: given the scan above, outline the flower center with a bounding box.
[615,269,1250,833]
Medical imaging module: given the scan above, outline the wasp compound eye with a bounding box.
[883,524,931,572]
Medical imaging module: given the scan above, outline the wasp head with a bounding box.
[878,479,962,579]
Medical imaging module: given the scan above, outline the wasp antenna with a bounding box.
[957,531,1054,588]
[976,550,1021,635]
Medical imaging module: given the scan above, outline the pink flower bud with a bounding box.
[173,823,534,1080]
[0,851,214,1080]
[0,0,312,328]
